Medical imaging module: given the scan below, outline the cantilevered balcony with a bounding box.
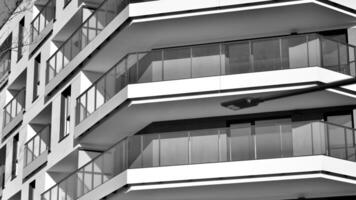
[76,33,356,124]
[3,89,25,134]
[24,125,51,167]
[30,0,56,43]
[41,120,356,200]
[45,0,129,84]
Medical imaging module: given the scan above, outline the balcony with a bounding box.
[3,89,25,137]
[45,0,129,84]
[24,125,50,166]
[76,33,356,124]
[30,0,56,53]
[41,120,356,200]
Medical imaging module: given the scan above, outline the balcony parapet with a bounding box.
[30,0,56,44]
[41,120,356,200]
[2,89,25,137]
[76,33,356,124]
[45,0,129,84]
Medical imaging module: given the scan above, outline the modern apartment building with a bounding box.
[1,0,356,199]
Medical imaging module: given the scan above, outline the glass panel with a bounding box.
[72,31,81,58]
[128,135,142,168]
[112,141,126,174]
[230,123,254,161]
[252,38,281,72]
[281,36,308,69]
[137,51,163,83]
[56,52,63,74]
[105,68,116,99]
[322,38,339,71]
[327,124,346,159]
[308,35,321,67]
[83,163,93,194]
[78,95,87,122]
[292,121,314,156]
[349,47,355,76]
[115,60,127,92]
[105,0,116,23]
[58,181,66,200]
[191,129,219,164]
[192,44,220,78]
[160,131,189,166]
[87,17,97,42]
[93,156,104,188]
[86,87,95,114]
[51,187,58,200]
[96,79,105,109]
[66,174,77,200]
[225,42,251,74]
[102,150,114,182]
[33,136,40,158]
[163,47,191,80]
[255,119,291,159]
[127,54,138,84]
[219,129,228,162]
[142,134,159,168]
[339,43,349,74]
[63,43,71,66]
[76,169,84,197]
[346,129,356,161]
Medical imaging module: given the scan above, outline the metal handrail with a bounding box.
[41,120,356,198]
[75,33,356,123]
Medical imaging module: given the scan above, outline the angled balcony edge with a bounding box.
[29,21,54,57]
[74,87,128,139]
[2,111,23,139]
[23,150,48,179]
[44,7,130,97]
[77,171,127,200]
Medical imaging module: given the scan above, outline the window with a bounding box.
[60,86,71,140]
[17,18,25,61]
[29,180,36,200]
[33,54,41,101]
[11,134,19,179]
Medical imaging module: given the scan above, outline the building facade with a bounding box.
[0,0,356,199]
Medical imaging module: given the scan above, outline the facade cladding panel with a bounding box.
[0,0,356,200]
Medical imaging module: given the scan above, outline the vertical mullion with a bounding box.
[345,128,348,160]
[188,131,191,164]
[306,35,310,67]
[279,38,283,69]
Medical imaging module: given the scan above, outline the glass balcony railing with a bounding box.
[0,51,11,80]
[24,125,51,167]
[41,120,356,200]
[3,89,25,128]
[30,0,56,43]
[76,33,356,123]
[46,0,129,84]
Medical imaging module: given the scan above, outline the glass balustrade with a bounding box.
[0,51,11,80]
[24,125,51,167]
[30,0,56,43]
[41,120,356,200]
[76,33,356,123]
[3,89,25,127]
[46,0,129,84]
